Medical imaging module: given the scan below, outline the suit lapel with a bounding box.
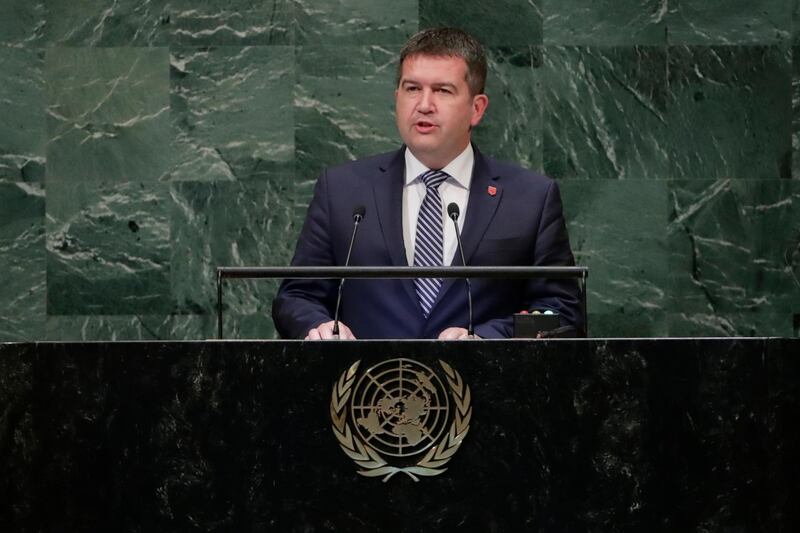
[372,147,420,307]
[459,149,502,264]
[432,148,502,312]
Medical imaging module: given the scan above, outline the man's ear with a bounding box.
[471,94,489,127]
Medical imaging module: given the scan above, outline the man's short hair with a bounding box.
[397,27,487,96]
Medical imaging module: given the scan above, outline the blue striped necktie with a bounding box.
[413,169,449,318]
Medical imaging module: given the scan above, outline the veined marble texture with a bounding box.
[1,2,799,340]
[0,1,45,45]
[0,47,45,182]
[420,0,543,45]
[543,45,791,181]
[561,180,669,336]
[45,314,174,341]
[544,0,668,45]
[667,45,791,180]
[475,47,544,170]
[42,0,292,47]
[543,0,791,46]
[295,0,417,44]
[45,48,172,315]
[542,46,670,180]
[294,45,399,211]
[46,179,172,315]
[169,0,293,45]
[42,313,261,340]
[170,46,294,182]
[789,44,800,179]
[44,0,170,46]
[45,47,171,185]
[668,179,800,336]
[796,3,800,45]
[667,0,791,45]
[0,182,46,341]
[170,179,293,339]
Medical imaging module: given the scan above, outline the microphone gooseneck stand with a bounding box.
[332,205,366,338]
[447,202,474,338]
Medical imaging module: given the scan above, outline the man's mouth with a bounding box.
[415,120,437,132]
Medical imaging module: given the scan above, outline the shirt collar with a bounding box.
[404,144,474,190]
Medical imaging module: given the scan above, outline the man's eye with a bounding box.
[435,88,452,94]
[406,86,420,92]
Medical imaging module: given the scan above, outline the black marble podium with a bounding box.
[1,338,798,531]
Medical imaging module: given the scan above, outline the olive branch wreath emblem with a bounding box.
[330,359,472,482]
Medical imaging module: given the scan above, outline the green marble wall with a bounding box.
[1,0,798,340]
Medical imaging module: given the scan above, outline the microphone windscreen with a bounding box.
[447,202,460,220]
[352,205,366,220]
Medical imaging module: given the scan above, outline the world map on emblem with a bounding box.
[350,358,450,458]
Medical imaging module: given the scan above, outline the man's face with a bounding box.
[395,54,488,169]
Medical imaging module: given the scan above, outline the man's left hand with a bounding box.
[437,327,479,340]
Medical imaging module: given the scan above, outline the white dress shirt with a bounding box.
[402,144,474,266]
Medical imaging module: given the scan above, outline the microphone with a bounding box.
[332,205,366,338]
[447,203,474,337]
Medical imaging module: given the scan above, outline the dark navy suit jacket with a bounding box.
[272,146,583,339]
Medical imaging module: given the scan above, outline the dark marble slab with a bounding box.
[44,315,174,341]
[42,314,264,341]
[793,45,800,179]
[0,338,797,531]
[0,343,34,527]
[43,0,294,47]
[45,179,173,315]
[667,0,791,45]
[421,0,542,46]
[543,45,791,182]
[795,0,800,46]
[765,337,800,524]
[474,46,544,171]
[667,179,800,336]
[543,0,667,46]
[168,0,292,46]
[169,180,293,338]
[542,0,794,46]
[294,45,399,213]
[45,47,172,315]
[295,0,416,45]
[560,180,669,336]
[0,0,44,45]
[170,46,294,182]
[0,182,45,341]
[667,45,791,181]
[44,0,169,46]
[542,46,670,180]
[0,47,45,183]
[45,47,171,185]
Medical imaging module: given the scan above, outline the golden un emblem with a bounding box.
[330,358,472,482]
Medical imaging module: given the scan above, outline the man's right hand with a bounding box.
[305,320,357,340]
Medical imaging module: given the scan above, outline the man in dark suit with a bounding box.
[273,28,582,340]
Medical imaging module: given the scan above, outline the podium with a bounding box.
[1,338,798,530]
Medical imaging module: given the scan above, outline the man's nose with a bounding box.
[417,89,434,112]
